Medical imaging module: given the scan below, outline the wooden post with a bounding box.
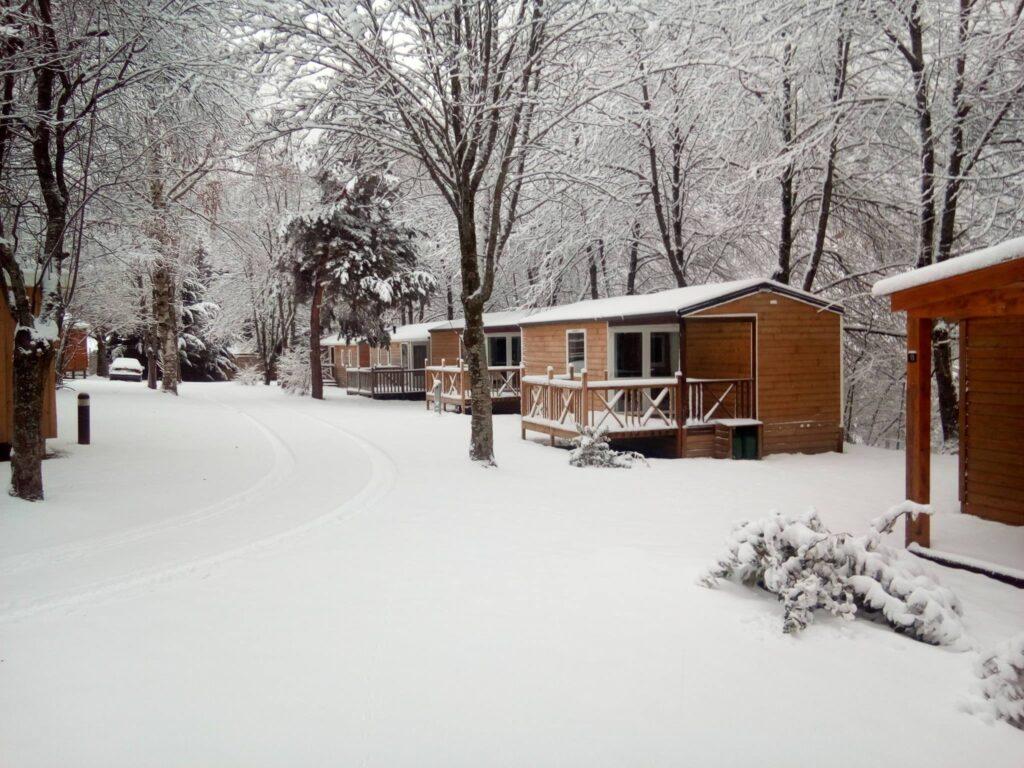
[580,369,589,429]
[520,364,528,439]
[677,318,688,459]
[905,315,932,548]
[546,366,555,445]
[459,357,466,412]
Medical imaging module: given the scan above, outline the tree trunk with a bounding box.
[446,281,454,320]
[587,245,599,299]
[457,198,494,464]
[626,220,640,295]
[146,328,159,389]
[310,282,324,400]
[95,331,109,376]
[774,41,796,285]
[10,338,51,500]
[151,259,180,394]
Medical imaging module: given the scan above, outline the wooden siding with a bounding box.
[686,320,752,379]
[62,328,89,373]
[692,292,841,456]
[521,321,609,378]
[1,290,57,443]
[962,317,1024,525]
[429,328,462,365]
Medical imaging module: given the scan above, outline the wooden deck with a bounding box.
[520,368,757,456]
[346,367,426,400]
[425,361,522,413]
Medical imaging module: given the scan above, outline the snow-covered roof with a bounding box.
[519,279,838,325]
[389,322,435,343]
[429,310,531,332]
[319,334,362,347]
[872,236,1024,297]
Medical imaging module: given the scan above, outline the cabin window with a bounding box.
[486,334,521,367]
[567,330,586,373]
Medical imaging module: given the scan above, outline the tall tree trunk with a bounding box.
[310,281,324,400]
[10,338,50,500]
[446,281,454,320]
[774,41,796,285]
[803,32,850,292]
[626,219,640,295]
[587,244,599,299]
[457,198,494,464]
[95,330,109,376]
[151,259,180,394]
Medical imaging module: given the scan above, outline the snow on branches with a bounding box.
[963,633,1024,731]
[699,505,965,646]
[276,343,311,396]
[569,427,646,469]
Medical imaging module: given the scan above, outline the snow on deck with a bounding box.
[1,381,1022,766]
[872,235,1024,296]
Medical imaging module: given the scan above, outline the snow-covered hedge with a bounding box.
[277,345,311,396]
[699,503,965,646]
[569,426,646,468]
[964,633,1024,730]
[235,367,262,386]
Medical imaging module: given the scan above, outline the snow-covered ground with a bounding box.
[2,380,1023,766]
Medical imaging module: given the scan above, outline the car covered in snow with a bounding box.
[109,357,145,382]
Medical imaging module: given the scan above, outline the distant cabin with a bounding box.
[61,324,89,379]
[322,323,432,399]
[1,288,58,459]
[426,311,527,413]
[874,236,1024,549]
[518,279,843,458]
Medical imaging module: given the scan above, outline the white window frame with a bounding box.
[566,329,587,374]
[606,324,680,379]
[485,333,521,367]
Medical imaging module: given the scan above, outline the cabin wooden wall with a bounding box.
[520,321,609,378]
[692,292,841,456]
[62,328,89,373]
[961,317,1024,526]
[429,329,462,365]
[686,320,752,379]
[1,290,57,443]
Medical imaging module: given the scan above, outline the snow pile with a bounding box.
[235,367,262,386]
[276,345,311,396]
[569,427,646,468]
[699,505,965,646]
[964,633,1024,730]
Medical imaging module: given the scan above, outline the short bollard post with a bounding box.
[77,392,90,445]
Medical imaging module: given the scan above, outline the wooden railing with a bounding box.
[687,378,754,424]
[521,366,754,436]
[425,359,522,412]
[346,366,425,397]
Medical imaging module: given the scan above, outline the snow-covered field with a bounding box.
[2,380,1023,766]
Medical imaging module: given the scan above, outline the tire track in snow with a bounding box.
[0,391,398,623]
[0,400,297,577]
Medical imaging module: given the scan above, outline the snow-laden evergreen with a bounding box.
[699,505,965,646]
[276,344,311,396]
[568,427,646,469]
[964,633,1024,731]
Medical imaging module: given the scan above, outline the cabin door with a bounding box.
[614,332,643,378]
[412,343,428,369]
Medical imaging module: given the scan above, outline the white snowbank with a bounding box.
[873,236,1024,296]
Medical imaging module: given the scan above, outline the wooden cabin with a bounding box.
[873,237,1024,549]
[344,322,432,400]
[1,288,58,460]
[61,323,90,379]
[518,279,843,459]
[426,311,527,413]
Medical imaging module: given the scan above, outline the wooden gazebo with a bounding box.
[873,236,1024,548]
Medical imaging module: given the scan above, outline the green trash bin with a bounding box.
[732,425,759,460]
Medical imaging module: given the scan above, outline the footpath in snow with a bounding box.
[2,380,1022,767]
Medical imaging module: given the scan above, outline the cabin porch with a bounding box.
[346,366,426,400]
[425,359,522,413]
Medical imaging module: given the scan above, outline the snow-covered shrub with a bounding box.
[235,367,262,386]
[276,345,311,396]
[569,426,646,468]
[699,504,965,646]
[964,634,1024,730]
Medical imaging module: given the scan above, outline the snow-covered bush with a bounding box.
[964,634,1024,730]
[235,367,262,386]
[699,504,965,646]
[276,345,311,396]
[569,426,646,468]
